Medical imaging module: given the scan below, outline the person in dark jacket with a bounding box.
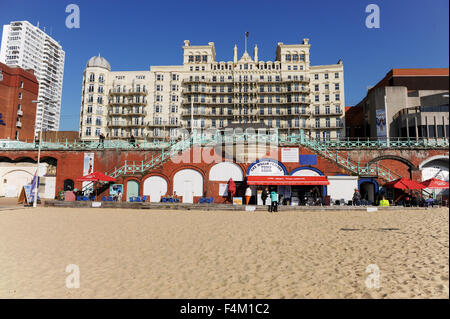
[261,187,269,206]
[352,189,361,206]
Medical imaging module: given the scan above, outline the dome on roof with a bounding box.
[86,55,111,71]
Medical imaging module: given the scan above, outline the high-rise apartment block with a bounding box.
[0,20,65,134]
[79,39,345,141]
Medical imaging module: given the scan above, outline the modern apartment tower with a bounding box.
[79,39,345,142]
[0,20,65,134]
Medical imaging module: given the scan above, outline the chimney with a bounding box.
[233,45,238,63]
[254,44,258,63]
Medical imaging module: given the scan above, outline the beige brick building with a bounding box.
[79,39,345,141]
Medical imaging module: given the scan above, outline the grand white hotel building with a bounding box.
[79,39,345,142]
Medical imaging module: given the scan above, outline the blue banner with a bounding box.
[299,155,317,165]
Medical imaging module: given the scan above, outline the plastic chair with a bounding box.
[142,196,148,202]
[162,197,168,202]
[76,196,82,201]
[108,196,113,201]
[102,196,107,201]
[129,197,134,202]
[208,197,214,203]
[168,198,174,203]
[82,196,89,201]
[91,196,96,201]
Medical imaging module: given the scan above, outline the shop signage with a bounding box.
[248,159,285,176]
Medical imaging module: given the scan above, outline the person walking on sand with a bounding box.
[261,187,269,206]
[270,189,278,213]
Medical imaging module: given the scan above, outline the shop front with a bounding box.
[246,159,330,206]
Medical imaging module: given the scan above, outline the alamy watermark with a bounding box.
[365,264,380,289]
[65,4,80,29]
[65,264,80,288]
[365,4,380,29]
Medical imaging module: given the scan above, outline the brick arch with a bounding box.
[367,155,417,170]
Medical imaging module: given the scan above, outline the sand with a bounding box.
[0,206,448,299]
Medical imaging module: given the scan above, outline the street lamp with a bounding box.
[31,99,58,208]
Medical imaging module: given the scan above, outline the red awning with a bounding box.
[247,175,330,186]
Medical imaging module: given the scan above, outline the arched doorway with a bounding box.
[143,176,168,202]
[173,169,203,203]
[126,180,139,201]
[358,178,379,203]
[419,155,449,197]
[64,179,74,191]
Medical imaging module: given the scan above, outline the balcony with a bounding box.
[311,123,344,129]
[314,110,344,116]
[107,121,127,127]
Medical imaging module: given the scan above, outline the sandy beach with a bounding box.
[0,206,448,299]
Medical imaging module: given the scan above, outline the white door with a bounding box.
[143,176,168,202]
[183,180,194,203]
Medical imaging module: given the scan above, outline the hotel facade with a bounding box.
[79,39,345,141]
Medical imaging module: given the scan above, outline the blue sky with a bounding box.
[1,0,448,131]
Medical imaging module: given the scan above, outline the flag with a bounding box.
[245,31,249,38]
[30,170,40,202]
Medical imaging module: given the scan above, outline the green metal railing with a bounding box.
[1,135,448,151]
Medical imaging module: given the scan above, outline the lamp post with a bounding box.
[31,100,57,208]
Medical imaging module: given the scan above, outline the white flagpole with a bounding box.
[245,33,247,53]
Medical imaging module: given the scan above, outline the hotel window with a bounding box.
[315,95,319,102]
[211,119,216,127]
[294,105,299,114]
[202,55,207,62]
[295,118,299,127]
[85,127,91,136]
[335,83,339,90]
[325,95,329,102]
[220,86,225,93]
[268,119,272,127]
[96,118,102,126]
[259,85,264,92]
[212,76,217,82]
[260,107,264,115]
[86,116,92,124]
[293,66,298,70]
[268,106,272,115]
[268,76,272,82]
[302,118,306,127]
[89,73,95,82]
[227,107,232,115]
[88,85,94,92]
[98,86,103,93]
[315,106,320,115]
[315,118,320,128]
[220,76,224,82]
[287,106,292,115]
[259,96,264,103]
[336,118,342,127]
[335,94,340,101]
[335,105,341,114]
[285,54,291,61]
[268,96,272,103]
[337,131,341,140]
[300,54,305,61]
[156,74,163,81]
[292,54,298,61]
[314,74,319,80]
[325,106,330,114]
[219,119,224,127]
[228,86,232,93]
[325,118,330,128]
[87,106,93,113]
[172,85,177,91]
[275,85,280,92]
[195,55,201,62]
[314,84,319,92]
[276,106,281,114]
[275,76,280,82]
[88,95,93,103]
[20,81,24,88]
[325,84,329,91]
[188,55,194,62]
[156,85,162,92]
[97,96,103,104]
[324,73,329,80]
[98,75,104,83]
[276,119,280,127]
[267,85,272,92]
[302,106,306,114]
[335,72,339,79]
[195,66,199,71]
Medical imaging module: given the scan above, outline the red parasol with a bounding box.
[76,172,116,182]
[228,178,236,196]
[384,178,425,190]
[421,178,449,189]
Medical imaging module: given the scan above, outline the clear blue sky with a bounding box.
[1,0,448,131]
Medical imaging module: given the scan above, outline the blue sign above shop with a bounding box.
[299,155,317,165]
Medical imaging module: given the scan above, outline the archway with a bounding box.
[209,162,244,181]
[290,167,327,197]
[143,176,168,202]
[368,155,416,179]
[0,169,33,197]
[419,155,449,197]
[173,169,203,203]
[358,178,379,203]
[126,180,139,201]
[64,179,74,191]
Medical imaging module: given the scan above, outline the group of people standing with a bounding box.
[245,186,279,212]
